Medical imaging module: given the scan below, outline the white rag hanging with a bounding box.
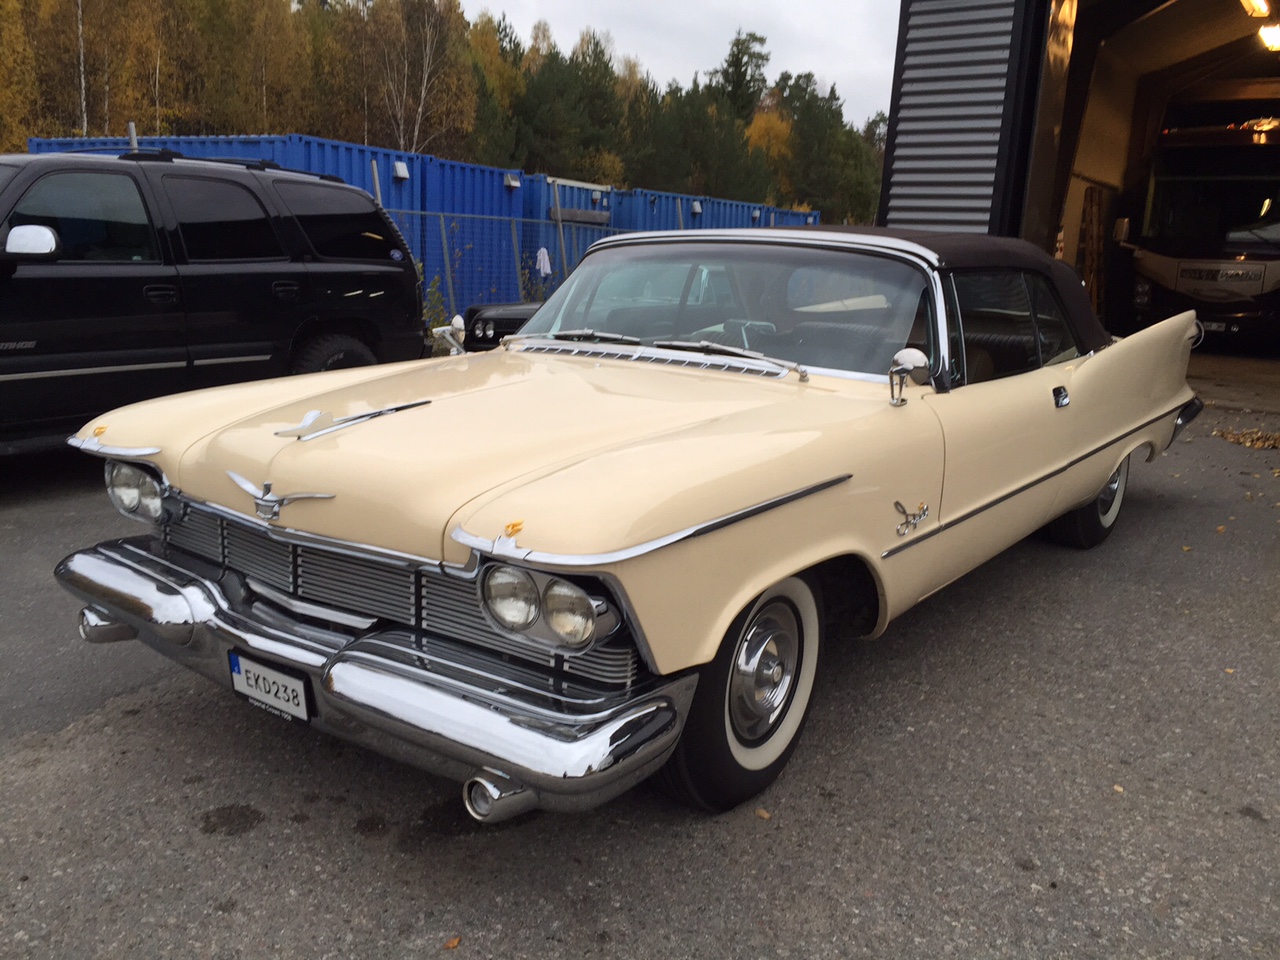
[536,247,552,277]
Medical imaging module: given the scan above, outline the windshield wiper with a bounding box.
[652,339,809,382]
[518,329,643,345]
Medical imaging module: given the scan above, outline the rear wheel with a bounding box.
[292,334,376,374]
[658,576,821,812]
[1047,455,1130,549]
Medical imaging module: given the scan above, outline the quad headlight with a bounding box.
[104,461,165,523]
[482,565,539,630]
[542,580,596,648]
[480,564,606,651]
[1133,278,1151,308]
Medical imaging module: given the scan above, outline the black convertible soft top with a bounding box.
[798,226,1112,354]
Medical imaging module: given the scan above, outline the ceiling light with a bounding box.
[1242,0,1271,17]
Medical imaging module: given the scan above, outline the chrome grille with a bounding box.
[225,523,292,592]
[163,503,641,688]
[298,548,416,626]
[167,508,223,562]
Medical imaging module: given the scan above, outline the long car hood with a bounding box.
[79,350,888,564]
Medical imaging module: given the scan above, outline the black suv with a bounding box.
[0,150,424,454]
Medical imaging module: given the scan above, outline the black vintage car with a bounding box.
[0,150,424,454]
[460,301,541,350]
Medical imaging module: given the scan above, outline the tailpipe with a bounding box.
[462,771,538,824]
[78,607,138,644]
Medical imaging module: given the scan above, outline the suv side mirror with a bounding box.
[4,224,61,258]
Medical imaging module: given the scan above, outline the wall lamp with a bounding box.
[1241,0,1270,15]
[1262,22,1280,48]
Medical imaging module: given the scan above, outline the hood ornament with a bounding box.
[275,400,432,442]
[227,471,335,521]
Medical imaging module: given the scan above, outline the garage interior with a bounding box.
[882,0,1280,334]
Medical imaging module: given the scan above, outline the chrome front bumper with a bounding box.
[55,538,696,821]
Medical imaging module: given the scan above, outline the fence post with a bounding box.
[511,217,524,301]
[552,181,569,278]
[437,214,457,317]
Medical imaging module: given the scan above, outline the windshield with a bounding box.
[1143,145,1280,256]
[520,241,934,377]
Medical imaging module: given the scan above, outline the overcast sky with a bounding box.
[456,1,902,126]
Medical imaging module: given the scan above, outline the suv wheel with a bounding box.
[292,334,376,374]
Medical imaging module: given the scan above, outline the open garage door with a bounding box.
[882,0,1280,342]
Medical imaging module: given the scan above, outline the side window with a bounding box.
[164,176,283,261]
[950,270,1038,383]
[1026,273,1081,365]
[5,171,158,262]
[273,181,404,261]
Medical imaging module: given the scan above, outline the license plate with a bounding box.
[1201,321,1227,332]
[229,652,309,721]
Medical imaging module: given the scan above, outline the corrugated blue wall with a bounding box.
[28,134,427,212]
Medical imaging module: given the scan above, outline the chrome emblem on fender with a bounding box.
[227,471,335,521]
[894,500,929,537]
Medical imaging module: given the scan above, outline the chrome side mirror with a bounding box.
[4,224,60,258]
[889,347,931,406]
[431,314,467,355]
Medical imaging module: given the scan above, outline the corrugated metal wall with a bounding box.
[881,0,1019,232]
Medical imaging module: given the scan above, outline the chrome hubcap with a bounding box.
[1098,468,1122,513]
[1098,458,1128,520]
[729,601,800,743]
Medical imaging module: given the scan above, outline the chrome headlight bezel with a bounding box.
[104,460,168,524]
[478,562,620,654]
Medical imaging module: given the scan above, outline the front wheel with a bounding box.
[658,576,822,812]
[1046,454,1130,549]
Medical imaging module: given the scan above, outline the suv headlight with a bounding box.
[104,461,164,523]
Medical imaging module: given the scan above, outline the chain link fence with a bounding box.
[386,210,620,323]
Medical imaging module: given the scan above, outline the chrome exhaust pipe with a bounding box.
[462,772,538,824]
[78,607,138,644]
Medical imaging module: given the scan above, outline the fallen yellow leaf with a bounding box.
[1113,785,1125,794]
[1216,526,1226,534]
[1182,546,1193,552]
[444,936,462,950]
[1225,668,1235,675]
[754,807,772,821]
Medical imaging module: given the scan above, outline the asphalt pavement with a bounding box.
[1,358,1276,959]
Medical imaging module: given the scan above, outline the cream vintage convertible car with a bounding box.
[55,228,1202,822]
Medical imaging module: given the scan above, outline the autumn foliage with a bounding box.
[1,1,884,221]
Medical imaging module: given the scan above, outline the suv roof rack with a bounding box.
[118,148,185,162]
[114,148,344,183]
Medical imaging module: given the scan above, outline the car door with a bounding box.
[0,166,184,441]
[917,269,1081,583]
[157,171,312,388]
